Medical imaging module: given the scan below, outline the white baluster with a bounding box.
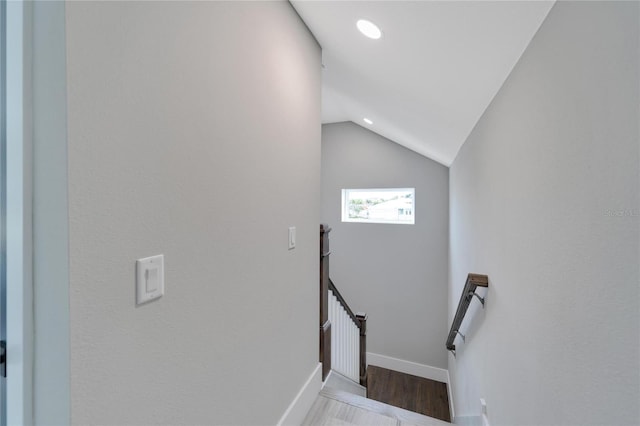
[327,290,363,382]
[351,325,355,381]
[328,291,332,366]
[341,307,346,375]
[337,305,342,374]
[336,303,340,374]
[330,292,336,371]
[347,312,351,377]
[352,322,356,381]
[343,308,348,376]
[348,322,353,380]
[347,320,352,380]
[340,306,347,374]
[356,328,360,382]
[341,309,345,375]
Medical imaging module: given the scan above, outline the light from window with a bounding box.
[341,188,415,225]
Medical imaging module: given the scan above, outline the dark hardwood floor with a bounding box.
[366,365,451,422]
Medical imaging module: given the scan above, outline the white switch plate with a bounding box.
[288,227,296,250]
[136,254,164,305]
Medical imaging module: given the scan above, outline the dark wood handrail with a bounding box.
[328,279,361,327]
[446,273,489,352]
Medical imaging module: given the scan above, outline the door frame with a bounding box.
[3,1,34,424]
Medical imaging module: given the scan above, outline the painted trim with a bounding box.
[31,1,70,424]
[5,1,34,424]
[446,369,455,420]
[454,415,483,426]
[276,363,322,426]
[367,352,449,383]
[321,369,334,389]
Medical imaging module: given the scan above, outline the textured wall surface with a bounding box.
[321,122,449,369]
[449,2,639,424]
[65,2,321,424]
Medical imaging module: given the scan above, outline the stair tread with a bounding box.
[324,370,367,397]
[313,387,451,425]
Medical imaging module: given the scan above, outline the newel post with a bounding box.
[356,313,367,387]
[319,224,332,381]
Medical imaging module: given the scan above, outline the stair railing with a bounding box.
[328,279,366,384]
[320,224,367,386]
[446,273,488,356]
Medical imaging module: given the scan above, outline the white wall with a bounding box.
[449,2,639,425]
[62,2,321,424]
[321,122,449,369]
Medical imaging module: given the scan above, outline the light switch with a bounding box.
[136,254,164,305]
[145,267,159,292]
[288,227,296,250]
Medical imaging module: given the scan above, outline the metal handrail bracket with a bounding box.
[446,273,489,352]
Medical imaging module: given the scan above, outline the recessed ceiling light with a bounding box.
[356,19,382,40]
[363,118,373,125]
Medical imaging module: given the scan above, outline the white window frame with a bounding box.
[341,188,415,225]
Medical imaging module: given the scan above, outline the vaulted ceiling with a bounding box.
[291,1,555,166]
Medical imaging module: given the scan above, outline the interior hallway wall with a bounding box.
[448,2,639,424]
[63,2,321,424]
[322,122,449,369]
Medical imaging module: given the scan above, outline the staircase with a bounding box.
[313,225,451,425]
[324,370,366,397]
[319,224,366,385]
[303,387,450,426]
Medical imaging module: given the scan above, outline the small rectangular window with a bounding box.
[341,188,415,225]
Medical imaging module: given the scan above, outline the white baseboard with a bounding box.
[366,352,449,383]
[454,415,482,426]
[447,369,455,420]
[277,363,322,426]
